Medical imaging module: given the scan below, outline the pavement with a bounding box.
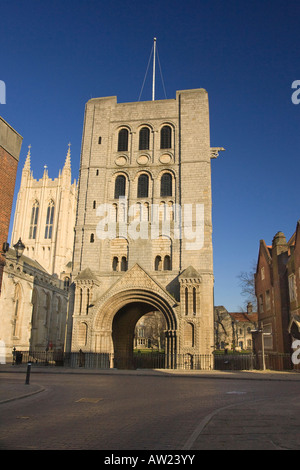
[1,363,300,405]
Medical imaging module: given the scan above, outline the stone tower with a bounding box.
[11,144,77,282]
[69,89,223,368]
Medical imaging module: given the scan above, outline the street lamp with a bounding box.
[13,238,25,260]
[251,321,272,371]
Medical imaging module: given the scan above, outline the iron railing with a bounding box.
[9,350,299,371]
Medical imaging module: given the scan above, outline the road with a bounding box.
[0,371,300,450]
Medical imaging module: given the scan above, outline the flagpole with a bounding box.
[152,37,157,101]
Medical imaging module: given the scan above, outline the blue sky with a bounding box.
[1,0,300,311]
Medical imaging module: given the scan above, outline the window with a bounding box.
[64,277,70,288]
[155,255,162,271]
[139,127,150,150]
[121,256,127,271]
[163,255,171,271]
[193,287,197,314]
[160,125,172,149]
[112,257,119,271]
[45,201,54,239]
[118,128,129,151]
[90,233,95,243]
[29,201,39,239]
[160,173,172,197]
[93,200,96,209]
[137,174,149,198]
[114,175,126,199]
[185,287,189,315]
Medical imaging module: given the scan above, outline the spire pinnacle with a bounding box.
[23,144,31,171]
[64,142,71,169]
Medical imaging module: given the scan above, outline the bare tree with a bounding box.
[237,260,257,310]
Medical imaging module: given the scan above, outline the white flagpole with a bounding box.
[152,37,157,101]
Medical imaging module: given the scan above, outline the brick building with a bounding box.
[254,224,300,357]
[68,89,223,368]
[0,117,23,294]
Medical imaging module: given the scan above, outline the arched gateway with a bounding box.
[68,89,222,369]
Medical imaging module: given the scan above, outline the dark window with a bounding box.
[98,137,102,144]
[112,257,119,271]
[139,127,150,150]
[155,255,162,271]
[93,200,96,209]
[121,256,127,271]
[29,202,39,239]
[164,255,171,271]
[118,128,129,151]
[160,125,172,149]
[193,287,197,314]
[90,233,95,243]
[114,175,126,199]
[137,174,149,198]
[160,173,172,197]
[185,287,189,315]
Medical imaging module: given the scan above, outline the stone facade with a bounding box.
[0,248,68,362]
[69,89,223,368]
[11,144,77,281]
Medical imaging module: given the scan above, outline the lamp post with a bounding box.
[13,238,25,260]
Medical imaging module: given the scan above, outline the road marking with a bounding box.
[75,398,103,403]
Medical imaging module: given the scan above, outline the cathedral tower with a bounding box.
[11,144,77,282]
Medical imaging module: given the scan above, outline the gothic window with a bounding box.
[64,277,70,288]
[45,201,55,239]
[160,125,172,149]
[114,175,126,199]
[139,127,150,150]
[184,322,195,347]
[160,173,172,197]
[29,201,39,239]
[137,174,149,198]
[118,128,129,151]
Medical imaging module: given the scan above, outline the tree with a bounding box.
[237,260,257,310]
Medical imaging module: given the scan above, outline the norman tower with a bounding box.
[70,89,223,368]
[11,144,77,282]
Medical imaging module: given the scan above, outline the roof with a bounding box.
[229,312,258,323]
[179,266,201,279]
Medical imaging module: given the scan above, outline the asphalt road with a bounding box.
[0,371,300,451]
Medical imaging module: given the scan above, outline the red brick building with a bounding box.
[0,117,23,294]
[254,225,300,357]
